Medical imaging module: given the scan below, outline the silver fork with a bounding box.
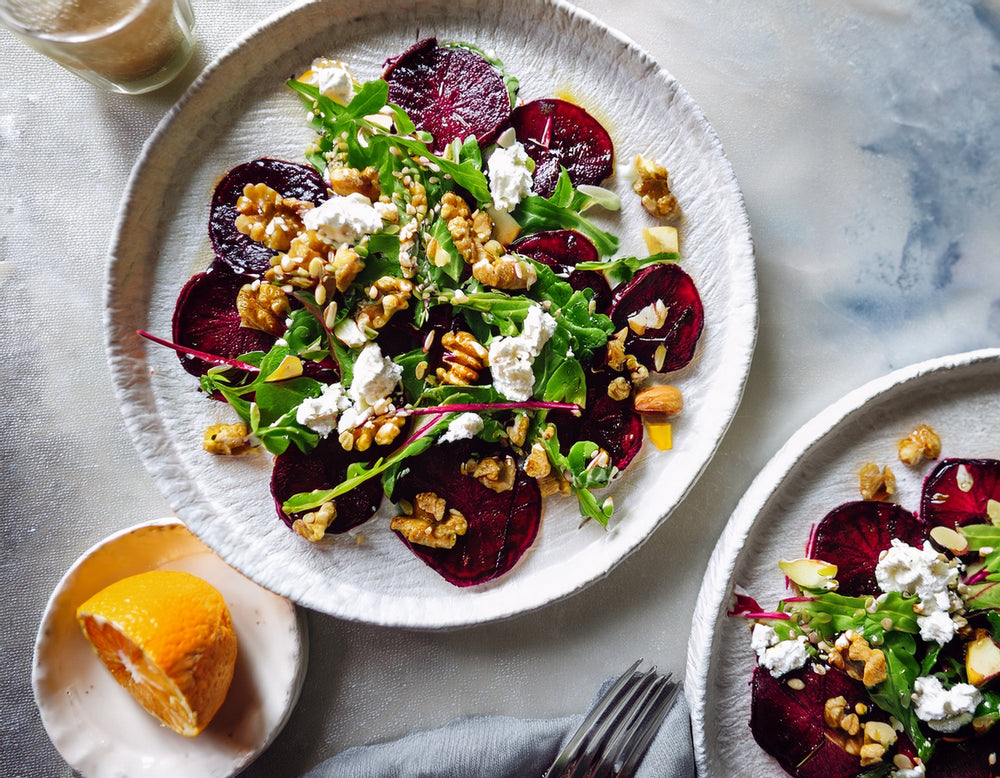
[543,660,680,778]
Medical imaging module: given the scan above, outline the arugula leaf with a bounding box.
[576,252,681,285]
[511,170,619,256]
[282,414,453,512]
[537,425,615,526]
[869,631,935,763]
[200,344,324,455]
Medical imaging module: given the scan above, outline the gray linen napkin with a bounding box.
[303,686,694,778]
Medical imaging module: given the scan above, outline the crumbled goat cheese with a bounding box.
[911,675,981,733]
[751,623,809,677]
[295,382,351,437]
[875,539,962,645]
[918,609,958,646]
[487,140,534,211]
[487,305,558,402]
[307,58,354,104]
[438,412,485,444]
[302,192,383,245]
[349,342,402,408]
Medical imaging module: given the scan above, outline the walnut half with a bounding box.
[390,492,468,549]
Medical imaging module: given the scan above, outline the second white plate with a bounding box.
[686,348,1000,776]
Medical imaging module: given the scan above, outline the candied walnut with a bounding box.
[607,376,631,401]
[235,183,313,251]
[391,491,468,549]
[537,471,572,497]
[436,331,489,386]
[328,165,380,201]
[265,229,330,292]
[634,385,683,416]
[632,155,680,219]
[355,275,414,330]
[859,462,895,501]
[898,424,941,465]
[202,423,251,455]
[507,414,530,448]
[338,412,405,452]
[292,500,336,542]
[330,245,365,293]
[236,282,289,335]
[524,442,551,478]
[828,631,887,686]
[472,253,537,290]
[605,328,648,383]
[463,455,517,493]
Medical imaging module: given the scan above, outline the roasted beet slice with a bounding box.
[383,38,512,153]
[209,158,328,276]
[809,501,926,597]
[508,98,614,198]
[509,229,611,310]
[270,437,383,534]
[550,369,643,471]
[171,259,276,377]
[931,737,1000,777]
[390,442,541,586]
[751,665,879,778]
[607,263,704,373]
[920,458,1000,529]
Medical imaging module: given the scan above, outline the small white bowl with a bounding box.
[32,518,308,778]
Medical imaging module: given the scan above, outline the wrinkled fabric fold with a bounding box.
[303,688,694,778]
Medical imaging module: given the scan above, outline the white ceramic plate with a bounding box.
[32,519,307,778]
[686,348,1000,776]
[105,0,756,627]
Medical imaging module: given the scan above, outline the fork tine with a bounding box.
[569,669,659,778]
[609,676,679,777]
[543,660,643,778]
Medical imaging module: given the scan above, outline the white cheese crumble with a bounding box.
[875,539,962,646]
[295,382,351,437]
[750,623,809,677]
[911,675,981,733]
[349,342,402,408]
[487,140,534,212]
[487,305,557,402]
[305,58,354,104]
[302,192,383,245]
[438,412,485,444]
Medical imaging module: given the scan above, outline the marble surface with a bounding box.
[2,1,999,776]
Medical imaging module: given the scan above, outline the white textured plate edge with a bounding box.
[31,518,308,778]
[104,0,757,628]
[685,347,1000,776]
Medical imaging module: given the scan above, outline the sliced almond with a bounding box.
[929,525,969,555]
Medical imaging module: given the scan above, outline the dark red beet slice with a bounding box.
[390,442,541,586]
[509,229,612,310]
[607,263,704,373]
[383,38,512,153]
[209,158,329,276]
[920,458,1000,529]
[750,665,878,778]
[508,98,614,198]
[809,501,926,597]
[270,437,383,534]
[549,369,643,471]
[931,737,1000,777]
[171,259,277,377]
